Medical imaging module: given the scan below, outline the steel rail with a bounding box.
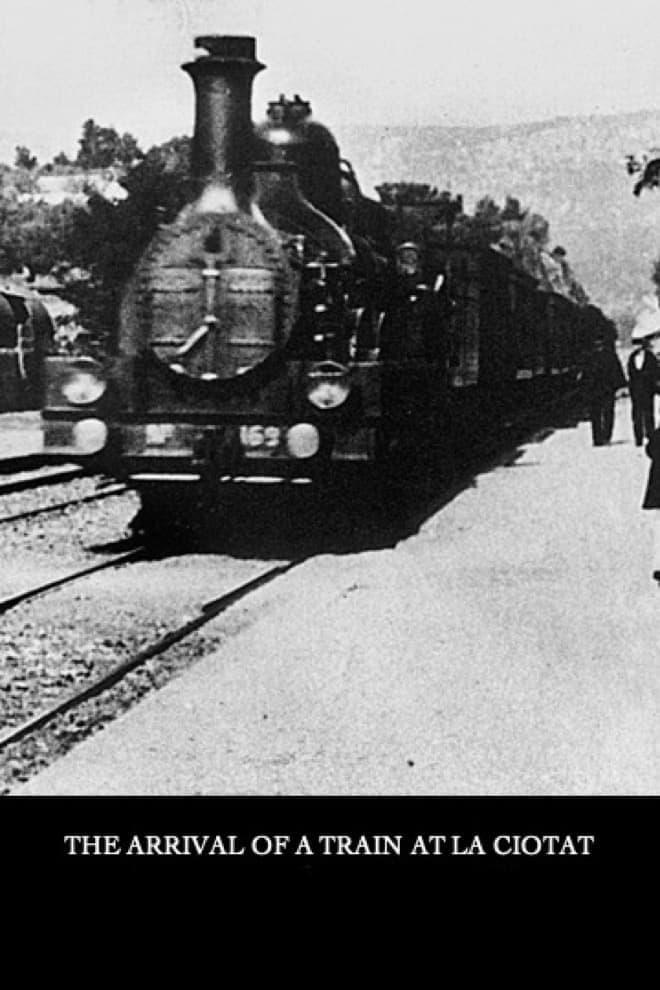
[0,483,129,526]
[0,454,47,476]
[0,558,301,752]
[0,547,145,616]
[0,466,85,496]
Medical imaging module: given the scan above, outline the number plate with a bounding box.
[145,423,175,446]
[239,425,283,456]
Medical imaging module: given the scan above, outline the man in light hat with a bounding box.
[627,327,659,446]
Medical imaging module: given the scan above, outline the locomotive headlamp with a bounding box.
[286,423,320,459]
[72,418,108,454]
[306,361,350,410]
[61,359,106,405]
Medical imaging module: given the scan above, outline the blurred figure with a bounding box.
[627,330,659,446]
[642,425,660,583]
[582,337,627,446]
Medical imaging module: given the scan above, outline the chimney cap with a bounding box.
[194,35,258,60]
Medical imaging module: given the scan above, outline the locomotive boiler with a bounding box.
[39,33,600,537]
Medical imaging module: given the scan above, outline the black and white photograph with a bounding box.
[2,0,660,877]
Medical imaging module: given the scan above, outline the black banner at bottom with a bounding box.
[1,796,656,888]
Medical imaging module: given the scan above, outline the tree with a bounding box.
[652,257,660,300]
[628,151,660,303]
[116,132,143,167]
[0,196,80,275]
[501,195,526,222]
[62,134,191,331]
[76,118,144,169]
[14,145,38,170]
[472,196,504,244]
[626,152,660,196]
[375,182,452,206]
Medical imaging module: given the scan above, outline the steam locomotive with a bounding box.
[39,35,610,535]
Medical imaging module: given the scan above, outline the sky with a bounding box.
[2,0,660,163]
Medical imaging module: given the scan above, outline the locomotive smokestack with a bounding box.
[182,35,264,209]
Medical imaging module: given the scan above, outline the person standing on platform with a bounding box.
[583,337,627,446]
[642,425,660,583]
[627,331,659,446]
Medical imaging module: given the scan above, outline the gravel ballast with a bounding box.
[0,479,281,792]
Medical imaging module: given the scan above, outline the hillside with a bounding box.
[335,109,660,325]
[4,107,660,329]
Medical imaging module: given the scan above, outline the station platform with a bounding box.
[13,395,660,796]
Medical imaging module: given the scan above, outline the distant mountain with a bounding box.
[335,109,660,326]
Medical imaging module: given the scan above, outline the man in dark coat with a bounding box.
[642,425,660,582]
[583,337,627,446]
[627,332,659,445]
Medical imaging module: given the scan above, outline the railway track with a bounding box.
[0,546,144,615]
[0,465,85,496]
[0,454,48,477]
[0,482,129,526]
[0,559,300,753]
